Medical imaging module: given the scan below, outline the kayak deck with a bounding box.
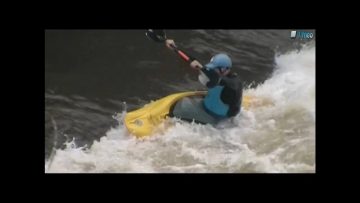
[124,91,253,138]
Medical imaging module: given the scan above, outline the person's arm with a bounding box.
[165,39,203,70]
[198,67,221,88]
[220,78,243,117]
[165,39,221,88]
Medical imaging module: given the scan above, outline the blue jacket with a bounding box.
[198,68,243,118]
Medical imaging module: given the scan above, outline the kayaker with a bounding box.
[165,39,243,124]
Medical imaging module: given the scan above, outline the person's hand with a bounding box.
[190,60,203,70]
[165,39,176,50]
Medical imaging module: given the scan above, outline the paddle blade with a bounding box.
[145,29,167,42]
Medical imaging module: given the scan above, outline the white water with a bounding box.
[45,45,315,173]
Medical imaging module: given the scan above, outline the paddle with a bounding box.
[145,29,192,62]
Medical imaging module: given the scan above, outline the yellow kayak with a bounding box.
[124,91,253,138]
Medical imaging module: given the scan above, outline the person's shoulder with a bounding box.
[224,72,243,88]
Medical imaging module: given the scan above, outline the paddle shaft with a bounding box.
[169,44,191,62]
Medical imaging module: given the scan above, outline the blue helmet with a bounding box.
[205,53,232,70]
